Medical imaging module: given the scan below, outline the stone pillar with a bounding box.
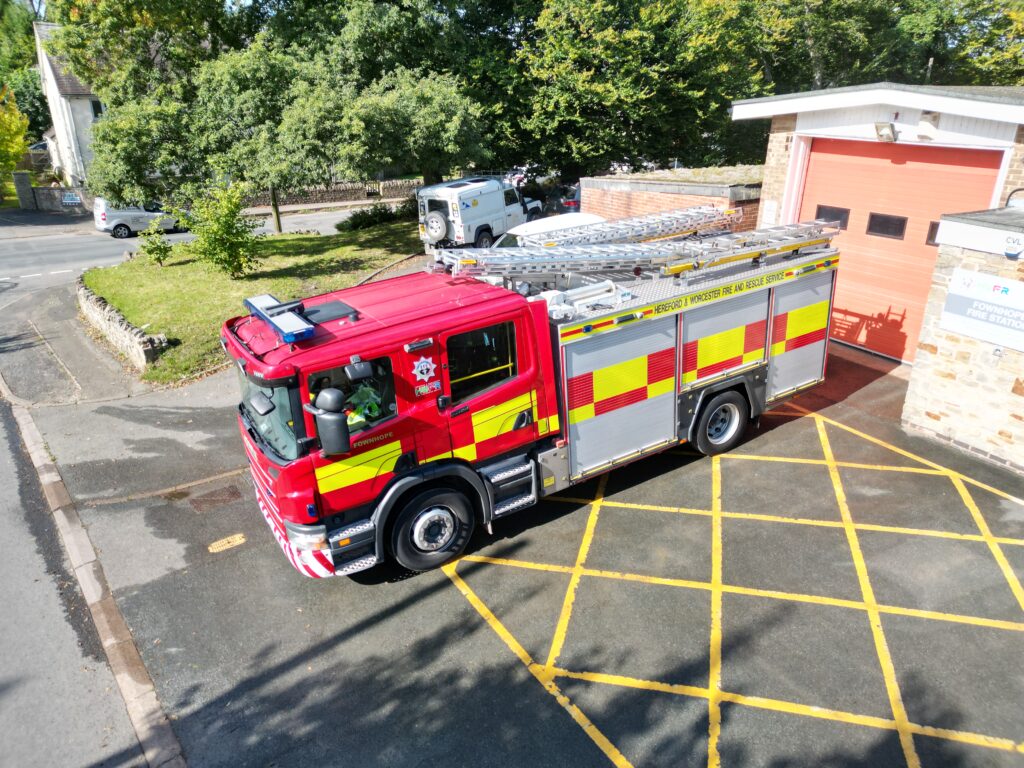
[12,171,36,209]
[998,125,1024,207]
[757,114,796,227]
[901,219,1024,475]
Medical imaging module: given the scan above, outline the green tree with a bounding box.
[86,98,194,206]
[522,0,768,176]
[0,0,36,80]
[6,66,47,140]
[191,36,304,231]
[180,181,261,278]
[337,67,490,185]
[46,0,266,105]
[0,86,29,200]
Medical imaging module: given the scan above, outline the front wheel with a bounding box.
[391,488,475,571]
[527,210,541,222]
[695,390,749,456]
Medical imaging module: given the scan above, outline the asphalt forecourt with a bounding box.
[75,351,1023,767]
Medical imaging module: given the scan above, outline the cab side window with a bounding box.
[503,189,519,206]
[308,356,397,433]
[448,322,517,403]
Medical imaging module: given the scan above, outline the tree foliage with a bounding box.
[179,181,261,278]
[86,98,193,206]
[0,86,29,189]
[44,0,1024,208]
[46,0,265,105]
[6,66,46,140]
[337,67,489,185]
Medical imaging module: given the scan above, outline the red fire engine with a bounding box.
[221,210,839,578]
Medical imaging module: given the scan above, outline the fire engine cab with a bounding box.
[222,208,840,578]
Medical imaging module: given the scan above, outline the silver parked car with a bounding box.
[93,197,178,239]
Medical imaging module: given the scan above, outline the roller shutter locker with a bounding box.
[564,317,676,476]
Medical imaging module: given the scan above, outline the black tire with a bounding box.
[423,210,449,244]
[694,390,749,456]
[111,223,132,239]
[474,228,494,248]
[527,210,541,222]
[390,488,475,571]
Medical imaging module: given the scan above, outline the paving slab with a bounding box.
[0,401,143,767]
[33,369,240,502]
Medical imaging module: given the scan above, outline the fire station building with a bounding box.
[731,82,1024,363]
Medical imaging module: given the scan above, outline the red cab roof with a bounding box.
[226,272,524,376]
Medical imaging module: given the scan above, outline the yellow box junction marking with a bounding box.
[708,456,724,767]
[441,401,1024,767]
[208,533,246,553]
[814,416,920,768]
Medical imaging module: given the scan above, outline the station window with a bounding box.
[308,356,397,433]
[814,205,850,230]
[866,212,907,240]
[447,322,517,403]
[925,221,940,246]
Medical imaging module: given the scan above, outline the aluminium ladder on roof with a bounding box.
[435,220,841,281]
[517,206,743,247]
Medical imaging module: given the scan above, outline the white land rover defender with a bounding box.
[417,176,543,250]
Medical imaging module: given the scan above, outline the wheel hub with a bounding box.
[410,506,456,552]
[707,403,740,445]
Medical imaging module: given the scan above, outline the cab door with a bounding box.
[503,187,526,231]
[303,353,410,517]
[439,312,539,464]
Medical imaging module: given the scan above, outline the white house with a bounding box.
[33,22,103,186]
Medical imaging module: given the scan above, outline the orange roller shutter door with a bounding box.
[798,138,1002,362]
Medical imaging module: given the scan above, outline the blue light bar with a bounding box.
[244,293,315,343]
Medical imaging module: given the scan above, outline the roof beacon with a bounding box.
[244,294,315,343]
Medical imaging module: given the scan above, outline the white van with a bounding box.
[493,213,606,248]
[417,177,543,250]
[94,198,177,239]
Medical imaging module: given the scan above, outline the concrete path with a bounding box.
[0,399,144,768]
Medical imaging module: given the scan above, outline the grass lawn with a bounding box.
[83,220,421,382]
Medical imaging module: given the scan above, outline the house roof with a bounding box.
[34,22,94,98]
[732,82,1024,125]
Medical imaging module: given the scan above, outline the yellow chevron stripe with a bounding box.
[315,440,403,494]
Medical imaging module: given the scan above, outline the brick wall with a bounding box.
[758,114,796,227]
[582,186,760,231]
[901,240,1024,475]
[998,124,1024,207]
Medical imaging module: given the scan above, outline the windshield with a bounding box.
[494,233,519,248]
[236,369,300,461]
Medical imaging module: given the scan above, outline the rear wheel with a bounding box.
[111,223,131,239]
[391,488,475,571]
[474,229,494,248]
[695,390,749,456]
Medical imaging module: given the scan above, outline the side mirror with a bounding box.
[344,361,373,382]
[305,387,351,456]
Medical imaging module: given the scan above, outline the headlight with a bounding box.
[284,520,328,551]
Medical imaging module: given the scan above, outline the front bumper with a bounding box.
[249,478,380,578]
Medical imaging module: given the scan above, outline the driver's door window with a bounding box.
[308,356,398,434]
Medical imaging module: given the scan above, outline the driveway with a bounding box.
[24,344,1023,767]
